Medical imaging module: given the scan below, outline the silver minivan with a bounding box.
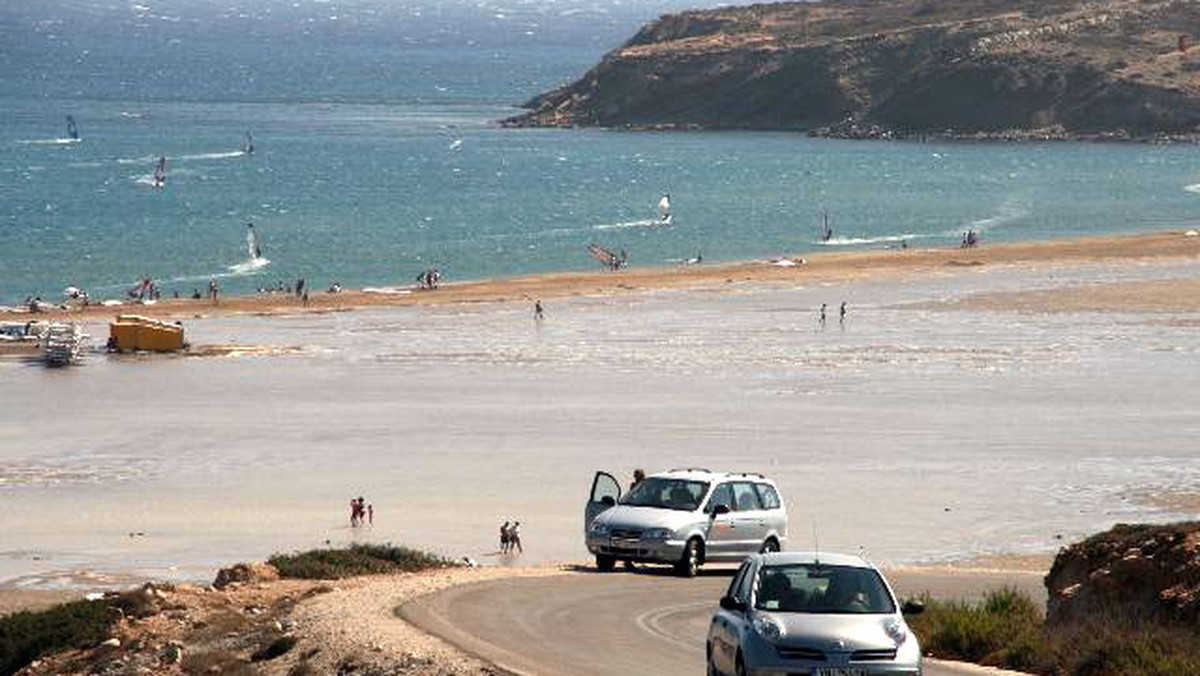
[584,468,788,577]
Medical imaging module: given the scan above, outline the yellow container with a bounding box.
[109,315,184,352]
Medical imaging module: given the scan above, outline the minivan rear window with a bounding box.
[621,478,709,511]
[755,484,781,510]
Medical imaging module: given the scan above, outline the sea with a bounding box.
[3,0,1200,585]
[4,0,1200,305]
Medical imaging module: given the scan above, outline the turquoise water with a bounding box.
[6,96,1200,304]
[4,0,1200,304]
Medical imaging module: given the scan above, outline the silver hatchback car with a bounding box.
[707,552,924,676]
[585,469,788,577]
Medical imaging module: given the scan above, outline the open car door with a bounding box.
[585,471,622,532]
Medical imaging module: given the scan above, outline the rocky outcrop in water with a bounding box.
[1045,522,1200,625]
[506,0,1200,140]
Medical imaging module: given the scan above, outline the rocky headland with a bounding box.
[506,0,1200,141]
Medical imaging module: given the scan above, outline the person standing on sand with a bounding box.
[819,303,827,329]
[839,301,847,327]
[534,300,544,320]
[208,277,219,305]
[510,521,523,554]
[367,503,373,526]
[500,521,510,553]
[350,498,358,527]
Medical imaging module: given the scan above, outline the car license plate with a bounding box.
[813,669,866,676]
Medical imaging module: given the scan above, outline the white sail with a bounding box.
[152,156,166,188]
[658,194,671,221]
[246,224,261,260]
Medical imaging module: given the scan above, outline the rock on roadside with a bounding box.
[1045,521,1200,624]
[213,561,280,589]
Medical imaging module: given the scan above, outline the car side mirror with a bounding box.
[711,504,730,517]
[600,496,615,507]
[719,596,746,612]
[901,599,925,615]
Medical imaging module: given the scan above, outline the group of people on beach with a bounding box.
[349,496,374,527]
[961,230,981,248]
[498,521,523,554]
[416,269,442,290]
[818,301,848,328]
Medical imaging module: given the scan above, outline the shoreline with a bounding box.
[10,229,1200,324]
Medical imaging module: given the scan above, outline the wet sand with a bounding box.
[3,229,1199,589]
[9,230,1200,323]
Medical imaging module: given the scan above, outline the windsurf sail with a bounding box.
[66,116,79,140]
[588,243,627,270]
[243,131,254,155]
[820,211,833,242]
[153,156,167,188]
[246,223,262,260]
[658,194,671,222]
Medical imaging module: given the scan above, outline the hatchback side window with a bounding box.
[726,560,750,600]
[731,482,762,512]
[754,484,781,510]
[736,560,756,602]
[707,483,734,514]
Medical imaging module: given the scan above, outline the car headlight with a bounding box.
[590,522,611,535]
[641,528,672,540]
[752,613,786,643]
[884,618,908,646]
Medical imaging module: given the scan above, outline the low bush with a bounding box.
[909,588,1200,676]
[0,599,115,676]
[268,543,452,580]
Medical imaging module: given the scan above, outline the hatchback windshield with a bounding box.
[755,564,895,614]
[621,478,709,511]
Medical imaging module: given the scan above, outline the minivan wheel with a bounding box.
[595,555,616,572]
[760,538,780,554]
[676,538,701,578]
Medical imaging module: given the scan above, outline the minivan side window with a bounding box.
[731,482,762,512]
[706,483,734,514]
[754,483,781,510]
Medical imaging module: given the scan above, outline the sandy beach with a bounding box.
[10,230,1200,323]
[3,228,1199,592]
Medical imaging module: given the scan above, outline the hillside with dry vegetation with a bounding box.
[506,0,1200,139]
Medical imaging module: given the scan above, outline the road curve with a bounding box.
[401,566,1045,676]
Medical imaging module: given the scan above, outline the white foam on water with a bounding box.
[1184,183,1200,194]
[176,150,246,162]
[16,138,82,146]
[818,233,924,246]
[593,218,663,231]
[226,257,270,275]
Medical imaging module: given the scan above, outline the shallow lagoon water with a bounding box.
[2,259,1198,585]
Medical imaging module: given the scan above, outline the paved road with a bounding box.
[402,566,1045,676]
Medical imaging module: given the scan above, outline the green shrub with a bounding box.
[0,599,116,676]
[268,543,452,580]
[908,589,1200,676]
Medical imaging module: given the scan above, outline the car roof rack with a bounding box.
[667,467,713,474]
[732,472,766,479]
